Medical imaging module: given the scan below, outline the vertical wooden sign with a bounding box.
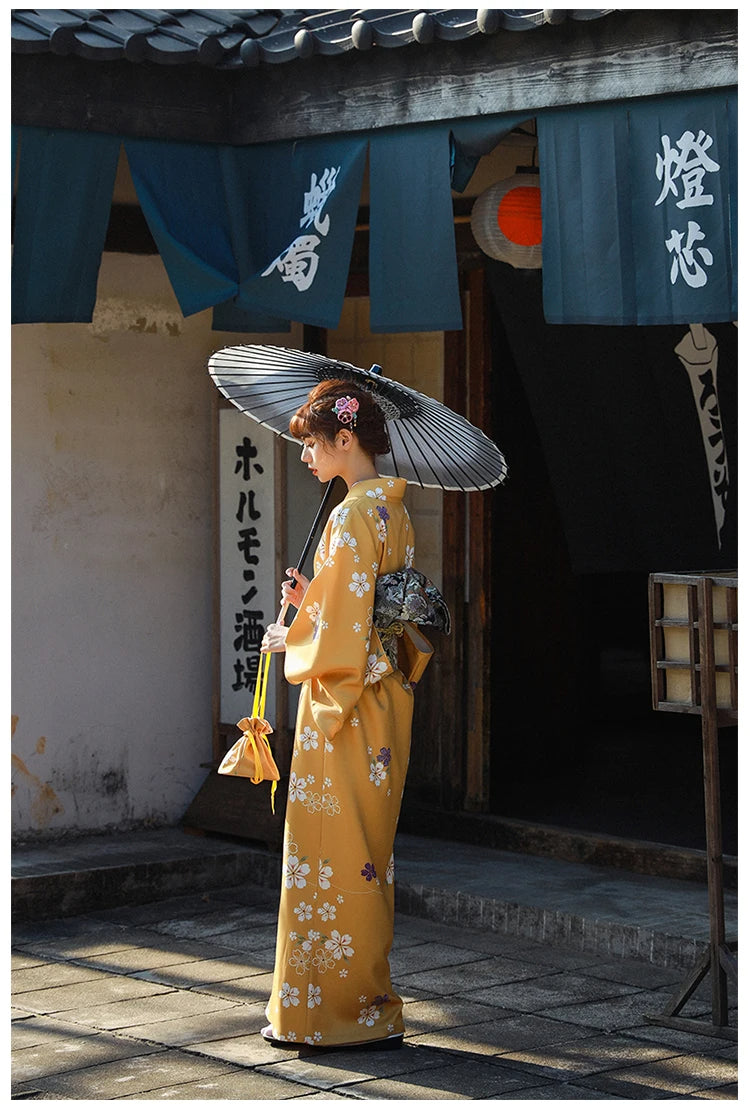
[218,407,277,729]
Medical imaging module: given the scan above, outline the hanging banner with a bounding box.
[369,126,463,333]
[674,324,729,549]
[126,133,367,329]
[219,409,277,727]
[538,89,737,325]
[222,135,367,329]
[12,127,120,323]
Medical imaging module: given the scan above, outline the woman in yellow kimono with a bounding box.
[260,379,428,1053]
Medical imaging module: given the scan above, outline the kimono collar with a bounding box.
[343,477,407,503]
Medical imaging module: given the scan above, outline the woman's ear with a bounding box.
[337,429,353,451]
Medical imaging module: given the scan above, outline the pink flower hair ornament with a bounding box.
[332,395,359,428]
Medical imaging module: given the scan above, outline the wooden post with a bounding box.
[440,322,468,811]
[698,576,729,1027]
[464,269,492,811]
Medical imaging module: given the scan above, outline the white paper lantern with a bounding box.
[470,173,543,268]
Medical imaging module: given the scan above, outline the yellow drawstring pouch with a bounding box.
[217,649,280,812]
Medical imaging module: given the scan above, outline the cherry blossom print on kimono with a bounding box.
[265,477,417,1047]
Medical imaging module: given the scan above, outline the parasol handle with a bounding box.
[272,479,337,633]
[293,478,337,579]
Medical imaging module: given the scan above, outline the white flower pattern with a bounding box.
[299,726,319,751]
[364,654,389,685]
[285,856,310,889]
[349,571,370,598]
[288,772,307,803]
[318,860,333,889]
[325,930,354,960]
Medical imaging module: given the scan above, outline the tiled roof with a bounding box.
[11,9,615,69]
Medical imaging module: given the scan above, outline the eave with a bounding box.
[11,9,737,146]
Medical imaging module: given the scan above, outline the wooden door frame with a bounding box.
[442,267,493,811]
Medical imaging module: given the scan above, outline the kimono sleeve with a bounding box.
[284,502,393,741]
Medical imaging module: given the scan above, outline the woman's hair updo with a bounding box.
[289,379,391,458]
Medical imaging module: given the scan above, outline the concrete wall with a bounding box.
[11,252,295,840]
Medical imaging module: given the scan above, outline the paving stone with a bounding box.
[495,1031,684,1081]
[190,928,278,956]
[193,971,275,1005]
[395,953,557,995]
[575,1051,738,1098]
[260,1041,449,1091]
[65,987,239,1031]
[116,1000,268,1047]
[12,921,171,960]
[117,1067,320,1099]
[11,951,47,970]
[187,1030,299,1067]
[537,987,705,1033]
[573,958,684,989]
[89,892,239,926]
[338,1056,549,1099]
[689,1083,738,1099]
[494,1081,620,1099]
[151,905,278,940]
[457,969,639,1014]
[70,935,247,974]
[407,1010,598,1056]
[623,1022,739,1056]
[11,1014,101,1051]
[403,994,509,1036]
[205,885,279,908]
[15,1046,237,1099]
[470,935,617,971]
[12,961,109,993]
[389,941,488,978]
[12,916,124,945]
[132,953,270,988]
[12,1031,164,1082]
[11,974,175,1016]
[296,1093,351,1100]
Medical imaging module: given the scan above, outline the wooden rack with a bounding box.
[647,571,738,1040]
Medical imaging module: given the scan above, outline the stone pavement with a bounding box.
[11,849,738,1100]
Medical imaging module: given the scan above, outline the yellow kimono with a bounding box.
[265,477,426,1047]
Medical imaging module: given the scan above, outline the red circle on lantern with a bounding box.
[496,185,542,246]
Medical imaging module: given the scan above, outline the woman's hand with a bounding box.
[262,623,289,654]
[281,567,309,609]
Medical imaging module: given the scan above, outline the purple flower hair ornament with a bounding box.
[332,395,359,428]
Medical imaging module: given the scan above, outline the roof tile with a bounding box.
[11,8,616,68]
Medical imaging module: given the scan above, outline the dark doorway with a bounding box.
[487,262,737,853]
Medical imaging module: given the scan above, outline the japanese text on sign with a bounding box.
[655,130,720,289]
[231,436,266,695]
[261,166,341,292]
[219,410,276,725]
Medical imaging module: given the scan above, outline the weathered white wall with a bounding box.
[11,252,271,839]
[11,249,451,839]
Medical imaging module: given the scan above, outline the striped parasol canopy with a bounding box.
[208,344,508,492]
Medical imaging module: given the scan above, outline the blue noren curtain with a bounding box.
[12,127,120,323]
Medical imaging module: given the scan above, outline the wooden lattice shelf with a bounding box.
[648,571,738,722]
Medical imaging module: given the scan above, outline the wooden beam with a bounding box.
[11,11,736,146]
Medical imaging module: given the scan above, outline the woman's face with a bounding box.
[300,433,342,484]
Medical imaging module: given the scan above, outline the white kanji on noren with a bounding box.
[655,130,720,210]
[262,166,341,292]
